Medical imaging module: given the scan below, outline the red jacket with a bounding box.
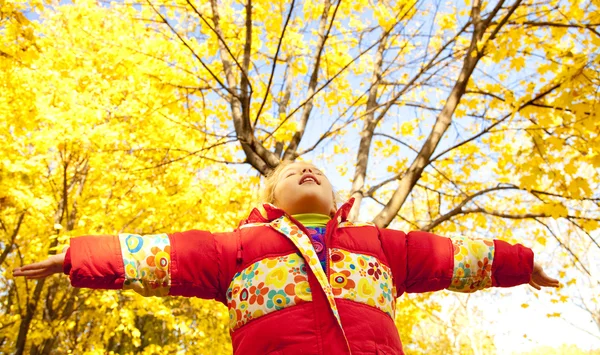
[64,199,533,354]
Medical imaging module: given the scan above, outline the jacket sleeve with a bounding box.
[63,230,238,301]
[378,228,534,294]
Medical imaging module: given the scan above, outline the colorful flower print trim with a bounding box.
[118,233,171,297]
[329,248,396,318]
[226,253,312,331]
[338,221,375,228]
[448,237,495,293]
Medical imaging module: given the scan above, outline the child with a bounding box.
[14,161,559,354]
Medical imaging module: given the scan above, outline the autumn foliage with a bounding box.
[1,0,599,353]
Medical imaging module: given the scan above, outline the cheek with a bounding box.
[273,179,292,201]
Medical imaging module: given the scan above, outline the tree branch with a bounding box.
[533,217,592,276]
[210,0,279,175]
[185,0,253,94]
[282,0,339,161]
[373,0,493,227]
[254,0,295,127]
[422,186,520,231]
[146,0,236,97]
[0,212,26,266]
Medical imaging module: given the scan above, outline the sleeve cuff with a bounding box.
[63,247,72,275]
[491,239,534,287]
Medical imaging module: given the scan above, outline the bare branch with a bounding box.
[145,0,235,97]
[373,0,492,227]
[0,212,26,266]
[533,218,592,276]
[422,186,521,231]
[240,0,254,124]
[347,32,389,221]
[266,2,421,145]
[429,80,563,164]
[373,133,420,153]
[482,0,523,48]
[254,0,296,126]
[131,139,241,170]
[565,218,600,250]
[185,0,253,93]
[210,0,279,175]
[282,0,340,161]
[348,13,469,221]
[294,87,370,157]
[513,20,600,38]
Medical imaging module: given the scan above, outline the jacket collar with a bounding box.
[240,198,356,226]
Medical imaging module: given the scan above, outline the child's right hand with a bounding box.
[13,251,67,279]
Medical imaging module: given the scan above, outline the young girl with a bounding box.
[14,161,559,354]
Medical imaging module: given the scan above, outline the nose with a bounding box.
[302,168,313,173]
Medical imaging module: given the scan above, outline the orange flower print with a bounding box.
[377,293,386,306]
[453,243,461,255]
[249,282,269,305]
[477,257,492,278]
[289,225,303,238]
[284,274,312,303]
[330,271,356,296]
[146,246,170,279]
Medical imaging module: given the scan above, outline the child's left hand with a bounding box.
[529,262,560,290]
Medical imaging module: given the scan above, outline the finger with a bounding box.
[531,277,560,288]
[18,262,45,271]
[529,280,541,290]
[24,269,55,279]
[538,277,559,286]
[17,260,52,271]
[538,271,560,286]
[14,268,52,278]
[544,280,561,288]
[13,264,46,276]
[25,271,54,279]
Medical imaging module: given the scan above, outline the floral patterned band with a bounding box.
[118,233,171,297]
[448,237,495,292]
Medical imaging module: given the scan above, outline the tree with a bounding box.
[2,0,599,353]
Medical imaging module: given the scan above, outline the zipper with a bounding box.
[324,217,338,278]
[286,214,319,250]
[287,213,336,278]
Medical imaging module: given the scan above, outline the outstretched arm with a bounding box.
[378,228,559,295]
[13,252,66,279]
[13,231,238,302]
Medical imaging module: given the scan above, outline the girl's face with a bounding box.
[272,162,336,216]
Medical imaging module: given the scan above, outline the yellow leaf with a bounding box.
[510,57,526,72]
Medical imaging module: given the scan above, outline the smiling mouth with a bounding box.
[299,174,320,185]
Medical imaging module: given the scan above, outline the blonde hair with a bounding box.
[260,161,294,204]
[259,161,339,214]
